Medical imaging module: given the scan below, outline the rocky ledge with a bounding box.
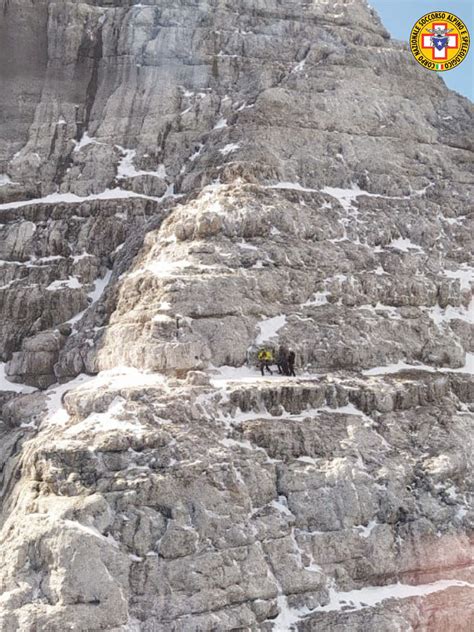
[0,0,472,630]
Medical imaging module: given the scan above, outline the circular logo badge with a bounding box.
[410,11,470,71]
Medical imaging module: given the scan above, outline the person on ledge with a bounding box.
[288,349,296,377]
[257,348,273,376]
[276,344,289,375]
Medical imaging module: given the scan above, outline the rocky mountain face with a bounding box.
[0,0,473,630]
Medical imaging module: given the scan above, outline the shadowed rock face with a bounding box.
[0,0,473,630]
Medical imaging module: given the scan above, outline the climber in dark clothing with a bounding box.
[288,349,296,376]
[276,344,289,375]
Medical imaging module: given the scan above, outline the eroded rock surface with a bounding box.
[0,0,472,630]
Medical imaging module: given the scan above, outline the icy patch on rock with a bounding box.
[353,520,378,538]
[46,276,82,291]
[271,497,294,517]
[0,174,13,187]
[302,291,329,307]
[43,367,167,428]
[73,132,101,153]
[131,259,216,278]
[359,303,401,320]
[444,265,474,290]
[255,314,287,344]
[64,397,146,438]
[271,579,473,627]
[364,353,474,375]
[428,301,474,326]
[76,366,168,393]
[72,252,92,263]
[448,352,474,374]
[87,270,113,304]
[293,59,306,73]
[213,118,228,130]
[238,240,258,251]
[317,403,366,417]
[219,143,240,156]
[363,361,435,375]
[321,183,425,211]
[267,182,318,193]
[273,594,305,631]
[314,579,473,613]
[189,143,204,162]
[0,363,37,393]
[321,184,364,211]
[116,146,167,179]
[388,237,424,253]
[0,187,168,211]
[68,269,112,326]
[43,373,96,426]
[209,365,298,387]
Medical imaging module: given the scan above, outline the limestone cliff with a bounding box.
[0,0,472,630]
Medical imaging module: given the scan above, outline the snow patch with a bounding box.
[43,367,167,429]
[0,363,37,394]
[363,361,435,376]
[314,579,473,613]
[271,497,294,517]
[72,252,92,263]
[47,276,82,291]
[116,146,166,180]
[213,118,228,130]
[271,578,473,628]
[134,259,192,278]
[238,240,258,251]
[129,554,143,562]
[88,269,113,304]
[67,269,112,326]
[273,594,305,631]
[189,143,204,162]
[219,143,240,156]
[255,314,287,344]
[388,237,424,253]
[428,301,473,326]
[353,520,378,538]
[44,373,97,426]
[63,519,109,542]
[268,182,318,193]
[209,364,306,388]
[64,397,145,437]
[444,266,473,290]
[321,184,363,211]
[73,132,101,153]
[302,291,329,307]
[293,59,306,73]
[448,352,474,374]
[456,506,468,520]
[321,182,422,211]
[75,366,167,393]
[364,354,474,376]
[317,403,365,417]
[0,187,170,211]
[359,303,401,320]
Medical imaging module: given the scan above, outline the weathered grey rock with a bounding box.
[0,0,472,630]
[6,331,66,389]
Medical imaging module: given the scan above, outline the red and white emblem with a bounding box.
[421,22,458,60]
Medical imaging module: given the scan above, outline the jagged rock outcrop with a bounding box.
[0,0,472,630]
